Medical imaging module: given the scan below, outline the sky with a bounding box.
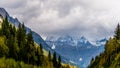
[0,0,120,40]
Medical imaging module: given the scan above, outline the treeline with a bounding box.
[0,16,71,68]
[88,24,120,68]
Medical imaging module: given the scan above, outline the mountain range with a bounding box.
[46,35,107,68]
[0,8,107,68]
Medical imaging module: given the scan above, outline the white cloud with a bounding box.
[0,0,119,40]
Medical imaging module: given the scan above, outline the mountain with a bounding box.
[46,35,107,68]
[0,8,72,65]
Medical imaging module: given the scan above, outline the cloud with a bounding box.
[0,0,119,40]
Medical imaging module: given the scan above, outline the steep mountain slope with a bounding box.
[0,8,51,51]
[0,8,72,65]
[46,35,106,68]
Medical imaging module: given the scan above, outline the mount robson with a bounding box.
[0,7,120,68]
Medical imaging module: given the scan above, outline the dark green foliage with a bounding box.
[7,35,19,60]
[25,32,36,64]
[17,23,27,61]
[0,17,40,65]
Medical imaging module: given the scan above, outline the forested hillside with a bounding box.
[88,24,120,68]
[0,16,73,68]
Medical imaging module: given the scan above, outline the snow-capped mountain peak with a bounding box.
[76,36,93,47]
[90,38,107,46]
[46,35,107,47]
[78,36,88,44]
[57,35,73,43]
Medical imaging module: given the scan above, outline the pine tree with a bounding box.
[52,52,57,68]
[48,51,51,61]
[17,23,22,47]
[39,44,43,56]
[39,44,44,65]
[12,26,16,37]
[36,45,44,66]
[27,30,34,45]
[25,30,36,64]
[17,23,27,61]
[58,56,61,68]
[114,23,120,40]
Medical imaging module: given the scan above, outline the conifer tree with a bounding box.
[114,23,120,39]
[58,56,61,68]
[52,52,57,68]
[17,23,27,60]
[36,46,41,66]
[39,44,44,65]
[36,45,44,66]
[25,30,36,64]
[39,44,43,56]
[48,51,51,61]
[17,23,22,47]
[27,30,34,45]
[12,26,16,37]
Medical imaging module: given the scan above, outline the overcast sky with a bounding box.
[0,0,120,40]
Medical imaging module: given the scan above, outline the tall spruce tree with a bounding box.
[48,51,51,61]
[27,30,34,45]
[114,23,120,40]
[17,23,27,60]
[52,52,57,68]
[25,30,36,64]
[36,45,44,66]
[58,56,61,68]
[39,44,44,65]
[39,44,43,56]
